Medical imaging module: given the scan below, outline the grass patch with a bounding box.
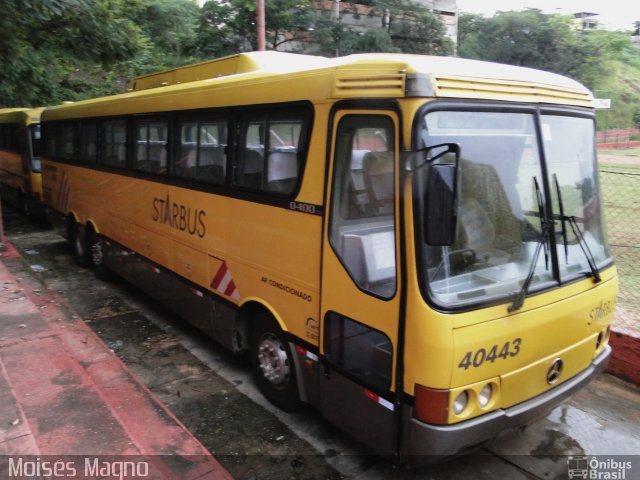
[600,164,640,312]
[598,147,640,157]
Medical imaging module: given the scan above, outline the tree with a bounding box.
[388,9,454,55]
[311,0,453,57]
[197,0,313,54]
[633,105,640,128]
[0,0,147,106]
[456,10,617,89]
[134,0,201,65]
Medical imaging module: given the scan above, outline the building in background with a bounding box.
[574,12,600,30]
[271,0,458,54]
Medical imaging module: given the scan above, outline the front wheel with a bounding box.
[251,312,301,412]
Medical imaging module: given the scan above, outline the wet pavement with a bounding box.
[2,205,640,480]
[0,238,231,479]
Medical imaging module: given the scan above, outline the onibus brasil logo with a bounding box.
[567,456,633,479]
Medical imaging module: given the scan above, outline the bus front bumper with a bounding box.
[403,345,611,461]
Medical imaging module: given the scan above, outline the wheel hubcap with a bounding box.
[257,333,290,386]
[91,241,103,266]
[75,235,84,256]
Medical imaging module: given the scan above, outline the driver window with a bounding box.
[329,115,397,299]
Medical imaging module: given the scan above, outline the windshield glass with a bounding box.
[30,124,42,172]
[543,115,610,279]
[415,109,611,309]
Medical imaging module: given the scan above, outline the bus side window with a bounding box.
[79,122,98,163]
[324,312,392,391]
[102,120,127,168]
[233,109,308,195]
[59,123,75,160]
[175,117,227,184]
[195,120,227,184]
[134,119,167,174]
[235,119,265,190]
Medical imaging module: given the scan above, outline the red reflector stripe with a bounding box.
[223,279,237,296]
[210,263,228,289]
[364,389,394,411]
[364,389,379,402]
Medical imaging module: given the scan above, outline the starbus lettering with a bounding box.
[152,193,206,238]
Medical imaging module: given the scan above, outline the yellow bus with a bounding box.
[40,52,617,463]
[0,107,44,215]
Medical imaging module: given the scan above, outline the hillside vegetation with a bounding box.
[1,2,639,131]
[458,10,640,130]
[593,46,640,129]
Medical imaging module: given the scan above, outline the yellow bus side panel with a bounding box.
[0,151,27,193]
[43,160,323,346]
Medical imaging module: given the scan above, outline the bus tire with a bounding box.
[18,191,30,217]
[87,228,114,281]
[251,311,301,412]
[72,222,92,267]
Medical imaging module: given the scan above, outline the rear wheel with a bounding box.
[251,311,301,412]
[72,222,91,267]
[18,191,31,217]
[87,228,114,281]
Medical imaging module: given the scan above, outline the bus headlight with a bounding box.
[453,391,468,415]
[478,384,493,408]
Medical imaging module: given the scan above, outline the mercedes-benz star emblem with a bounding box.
[546,358,563,385]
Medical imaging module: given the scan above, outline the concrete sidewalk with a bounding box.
[0,240,232,479]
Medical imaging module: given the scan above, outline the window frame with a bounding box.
[327,112,399,301]
[232,105,312,198]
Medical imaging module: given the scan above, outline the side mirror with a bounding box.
[425,163,457,246]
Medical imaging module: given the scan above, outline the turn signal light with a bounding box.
[414,384,450,425]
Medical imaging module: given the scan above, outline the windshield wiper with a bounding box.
[553,174,569,263]
[508,177,551,313]
[567,216,602,282]
[553,174,602,283]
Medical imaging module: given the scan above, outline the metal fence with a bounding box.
[600,164,640,336]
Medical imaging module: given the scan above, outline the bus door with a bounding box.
[320,111,401,454]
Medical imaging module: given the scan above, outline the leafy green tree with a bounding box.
[197,0,313,54]
[456,10,619,89]
[0,0,146,106]
[134,0,200,66]
[311,0,452,56]
[633,105,640,128]
[311,17,399,56]
[388,9,454,55]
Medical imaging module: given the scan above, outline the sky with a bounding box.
[456,0,640,32]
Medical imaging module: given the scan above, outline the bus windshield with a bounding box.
[416,109,611,309]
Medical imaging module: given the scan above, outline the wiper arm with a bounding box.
[508,229,549,313]
[553,174,569,263]
[553,174,601,283]
[567,216,602,283]
[508,177,551,313]
[535,177,550,270]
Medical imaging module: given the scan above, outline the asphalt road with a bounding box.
[2,206,639,480]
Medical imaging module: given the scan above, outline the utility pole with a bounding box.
[257,0,266,51]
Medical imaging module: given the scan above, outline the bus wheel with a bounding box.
[88,229,114,281]
[251,312,301,412]
[72,222,92,267]
[18,192,30,217]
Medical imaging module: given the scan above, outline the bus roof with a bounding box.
[43,52,594,121]
[0,107,44,125]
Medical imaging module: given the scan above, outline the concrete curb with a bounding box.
[0,239,233,479]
